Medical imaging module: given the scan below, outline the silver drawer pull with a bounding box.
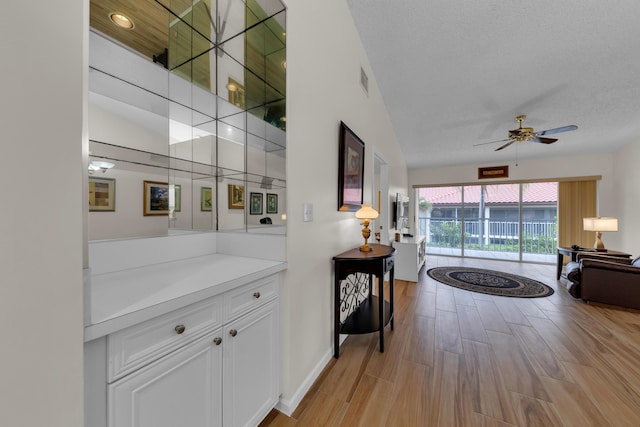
[213,337,222,346]
[253,292,261,299]
[229,329,238,337]
[174,325,186,334]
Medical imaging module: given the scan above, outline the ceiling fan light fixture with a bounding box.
[109,13,135,30]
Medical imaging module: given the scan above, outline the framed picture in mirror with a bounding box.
[338,121,365,212]
[250,192,263,215]
[228,184,245,209]
[143,181,169,216]
[89,177,115,212]
[267,193,278,214]
[201,187,212,211]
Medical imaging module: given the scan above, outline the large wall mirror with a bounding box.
[88,0,286,241]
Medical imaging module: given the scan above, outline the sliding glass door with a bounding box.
[418,186,462,257]
[418,182,557,263]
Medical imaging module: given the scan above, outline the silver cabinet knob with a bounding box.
[253,292,261,299]
[229,329,238,337]
[213,337,222,346]
[174,325,186,334]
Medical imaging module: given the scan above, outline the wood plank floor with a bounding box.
[260,256,640,426]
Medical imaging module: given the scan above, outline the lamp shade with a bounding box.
[583,217,618,232]
[355,204,379,220]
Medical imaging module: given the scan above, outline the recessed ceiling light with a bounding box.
[109,13,135,30]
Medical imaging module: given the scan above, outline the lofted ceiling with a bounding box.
[346,0,640,169]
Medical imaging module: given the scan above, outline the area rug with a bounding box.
[426,267,554,298]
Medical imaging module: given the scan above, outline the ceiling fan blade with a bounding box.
[537,125,578,136]
[473,138,511,147]
[532,137,558,144]
[495,140,516,151]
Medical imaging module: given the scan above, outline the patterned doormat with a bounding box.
[426,267,554,298]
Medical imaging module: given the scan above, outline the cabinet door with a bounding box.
[109,331,223,427]
[223,301,279,427]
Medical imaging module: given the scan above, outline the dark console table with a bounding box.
[557,246,631,279]
[333,244,396,358]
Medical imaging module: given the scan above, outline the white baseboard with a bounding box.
[275,337,346,416]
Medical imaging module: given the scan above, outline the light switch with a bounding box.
[303,203,313,222]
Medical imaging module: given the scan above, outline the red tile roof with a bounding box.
[419,182,557,205]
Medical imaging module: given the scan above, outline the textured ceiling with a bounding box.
[347,0,640,169]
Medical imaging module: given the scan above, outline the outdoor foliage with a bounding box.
[425,219,558,254]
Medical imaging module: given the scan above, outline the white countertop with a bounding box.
[85,253,287,341]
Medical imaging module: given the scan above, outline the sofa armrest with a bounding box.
[576,253,632,265]
[580,259,640,309]
[581,258,640,274]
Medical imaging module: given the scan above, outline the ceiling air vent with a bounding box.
[360,67,369,94]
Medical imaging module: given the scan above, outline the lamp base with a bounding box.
[359,243,373,252]
[593,232,607,252]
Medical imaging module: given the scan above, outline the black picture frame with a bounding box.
[338,121,365,212]
[250,192,263,215]
[266,193,278,214]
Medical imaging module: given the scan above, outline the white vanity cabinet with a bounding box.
[393,235,426,282]
[223,300,279,427]
[89,273,281,427]
[109,330,224,427]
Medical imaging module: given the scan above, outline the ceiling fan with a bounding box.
[475,115,577,151]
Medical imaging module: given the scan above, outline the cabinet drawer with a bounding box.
[108,295,223,382]
[224,275,279,322]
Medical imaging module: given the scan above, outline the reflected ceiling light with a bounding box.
[227,83,237,92]
[88,161,115,174]
[280,116,286,122]
[109,13,135,30]
[281,60,286,70]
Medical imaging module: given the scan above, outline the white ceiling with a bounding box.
[346,0,640,169]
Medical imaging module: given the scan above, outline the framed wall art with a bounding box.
[228,184,244,209]
[250,192,263,215]
[266,193,278,214]
[478,165,509,179]
[201,187,213,211]
[143,180,169,216]
[338,121,365,212]
[89,177,115,212]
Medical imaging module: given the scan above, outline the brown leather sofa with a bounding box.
[566,253,640,309]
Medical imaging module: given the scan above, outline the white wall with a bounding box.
[0,0,85,426]
[280,0,408,410]
[612,139,640,255]
[409,152,624,249]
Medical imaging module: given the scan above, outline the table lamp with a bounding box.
[355,204,379,252]
[583,216,618,251]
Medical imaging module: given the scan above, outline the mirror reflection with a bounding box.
[88,0,286,240]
